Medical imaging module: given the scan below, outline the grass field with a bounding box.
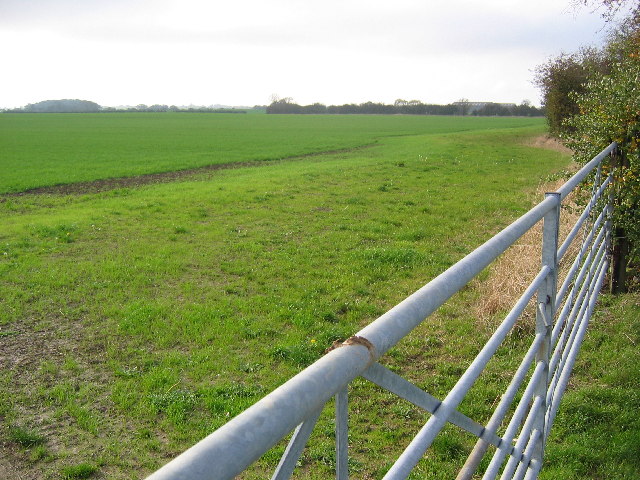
[0,114,636,479]
[0,113,544,194]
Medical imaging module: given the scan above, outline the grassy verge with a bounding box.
[0,123,588,479]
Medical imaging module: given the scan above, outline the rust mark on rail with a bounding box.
[325,335,376,362]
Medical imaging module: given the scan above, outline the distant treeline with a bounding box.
[3,98,544,116]
[101,105,249,114]
[11,99,103,113]
[2,99,251,114]
[266,98,544,116]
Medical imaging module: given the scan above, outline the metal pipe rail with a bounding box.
[146,142,617,480]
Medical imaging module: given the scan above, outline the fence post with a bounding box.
[531,192,561,475]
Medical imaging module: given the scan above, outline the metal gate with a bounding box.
[146,142,617,480]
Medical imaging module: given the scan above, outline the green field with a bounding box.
[1,114,636,479]
[0,113,544,193]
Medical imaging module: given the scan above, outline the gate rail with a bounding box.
[147,142,618,480]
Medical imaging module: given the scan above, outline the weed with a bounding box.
[8,425,45,448]
[114,365,143,378]
[60,463,97,479]
[321,311,339,323]
[361,247,424,269]
[31,223,77,243]
[432,434,466,460]
[39,360,59,376]
[67,402,99,435]
[241,327,262,339]
[149,389,198,413]
[63,356,81,373]
[29,444,51,462]
[270,343,320,367]
[239,362,264,373]
[317,326,352,347]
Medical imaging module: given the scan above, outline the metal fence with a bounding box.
[146,142,618,480]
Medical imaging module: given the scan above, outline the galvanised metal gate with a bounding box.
[146,142,618,480]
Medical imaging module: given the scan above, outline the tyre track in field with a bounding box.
[1,144,374,198]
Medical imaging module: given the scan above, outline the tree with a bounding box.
[266,97,301,114]
[574,0,639,21]
[302,103,327,114]
[534,48,607,135]
[22,99,101,113]
[455,98,471,116]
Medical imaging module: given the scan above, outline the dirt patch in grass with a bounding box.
[0,459,43,480]
[1,320,73,378]
[0,316,114,479]
[0,145,373,198]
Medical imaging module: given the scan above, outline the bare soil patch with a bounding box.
[0,315,115,480]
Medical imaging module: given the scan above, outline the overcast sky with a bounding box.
[0,0,615,109]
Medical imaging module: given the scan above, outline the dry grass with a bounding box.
[522,135,573,156]
[474,166,583,332]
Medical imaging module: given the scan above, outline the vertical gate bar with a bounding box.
[532,192,560,471]
[610,142,628,294]
[522,459,543,480]
[336,387,349,480]
[271,408,323,480]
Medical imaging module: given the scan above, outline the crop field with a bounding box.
[1,114,637,479]
[0,114,543,194]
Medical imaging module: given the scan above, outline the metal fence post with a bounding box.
[531,192,560,476]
